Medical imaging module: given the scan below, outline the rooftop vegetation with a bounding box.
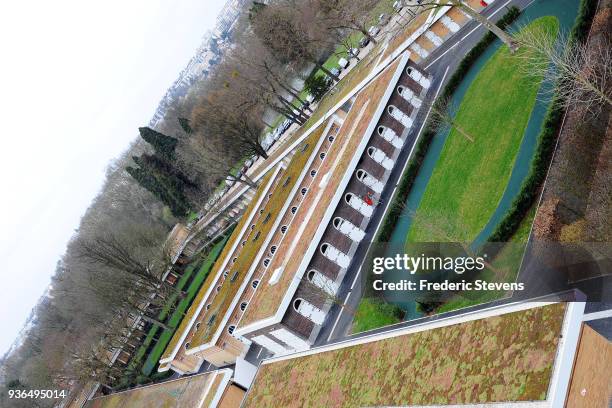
[188,126,325,347]
[244,303,566,407]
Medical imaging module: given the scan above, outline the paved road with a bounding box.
[315,0,539,346]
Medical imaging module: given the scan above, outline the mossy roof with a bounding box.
[188,125,327,348]
[243,303,567,407]
[239,58,401,328]
[159,171,274,362]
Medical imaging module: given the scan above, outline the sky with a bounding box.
[0,0,227,355]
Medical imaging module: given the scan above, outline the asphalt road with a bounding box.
[314,0,540,346]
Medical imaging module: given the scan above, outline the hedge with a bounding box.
[488,0,599,243]
[373,6,522,246]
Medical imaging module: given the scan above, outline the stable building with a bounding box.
[234,51,432,354]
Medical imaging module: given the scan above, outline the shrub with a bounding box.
[488,0,598,243]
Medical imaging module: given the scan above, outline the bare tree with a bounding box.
[315,0,381,44]
[299,274,357,317]
[411,1,519,52]
[515,26,612,117]
[427,96,475,142]
[250,1,341,81]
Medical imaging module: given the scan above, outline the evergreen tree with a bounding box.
[126,166,189,217]
[138,127,178,160]
[178,117,193,134]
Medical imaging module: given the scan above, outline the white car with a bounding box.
[368,25,380,37]
[393,0,403,12]
[338,57,349,69]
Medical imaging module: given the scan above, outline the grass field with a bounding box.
[135,235,230,377]
[352,298,404,333]
[436,206,536,313]
[407,16,560,244]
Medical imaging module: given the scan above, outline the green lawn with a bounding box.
[407,16,560,244]
[131,235,230,378]
[352,298,404,334]
[436,206,536,313]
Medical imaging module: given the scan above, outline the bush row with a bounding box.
[488,0,599,243]
[374,6,522,246]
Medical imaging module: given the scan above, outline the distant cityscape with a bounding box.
[148,0,252,127]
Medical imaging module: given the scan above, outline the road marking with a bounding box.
[582,309,612,322]
[326,66,450,343]
[425,0,513,70]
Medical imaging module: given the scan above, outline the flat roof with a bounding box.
[238,56,404,331]
[159,170,276,363]
[187,125,327,349]
[242,303,574,407]
[85,368,232,408]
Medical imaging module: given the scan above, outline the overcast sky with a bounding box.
[0,0,227,355]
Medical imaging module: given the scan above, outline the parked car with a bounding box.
[338,57,349,69]
[378,13,390,26]
[393,0,404,12]
[282,119,292,130]
[348,48,360,59]
[368,25,380,37]
[330,67,341,78]
[359,36,370,48]
[244,158,254,167]
[306,93,315,103]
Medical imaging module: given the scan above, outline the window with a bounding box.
[345,193,355,204]
[300,143,309,152]
[270,245,277,255]
[388,105,397,115]
[328,135,335,142]
[252,280,260,289]
[223,270,229,278]
[307,269,317,282]
[206,304,211,310]
[250,224,255,230]
[240,302,248,311]
[228,325,236,335]
[195,322,201,330]
[407,67,413,75]
[356,169,366,181]
[320,243,329,255]
[259,209,264,214]
[281,225,288,234]
[241,240,246,247]
[397,85,405,96]
[319,152,326,160]
[310,169,317,177]
[230,271,239,282]
[301,187,308,196]
[291,206,298,214]
[268,193,273,199]
[333,217,343,229]
[216,285,222,292]
[252,231,261,242]
[377,126,386,136]
[232,257,237,264]
[263,258,270,267]
[185,342,191,350]
[293,298,303,312]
